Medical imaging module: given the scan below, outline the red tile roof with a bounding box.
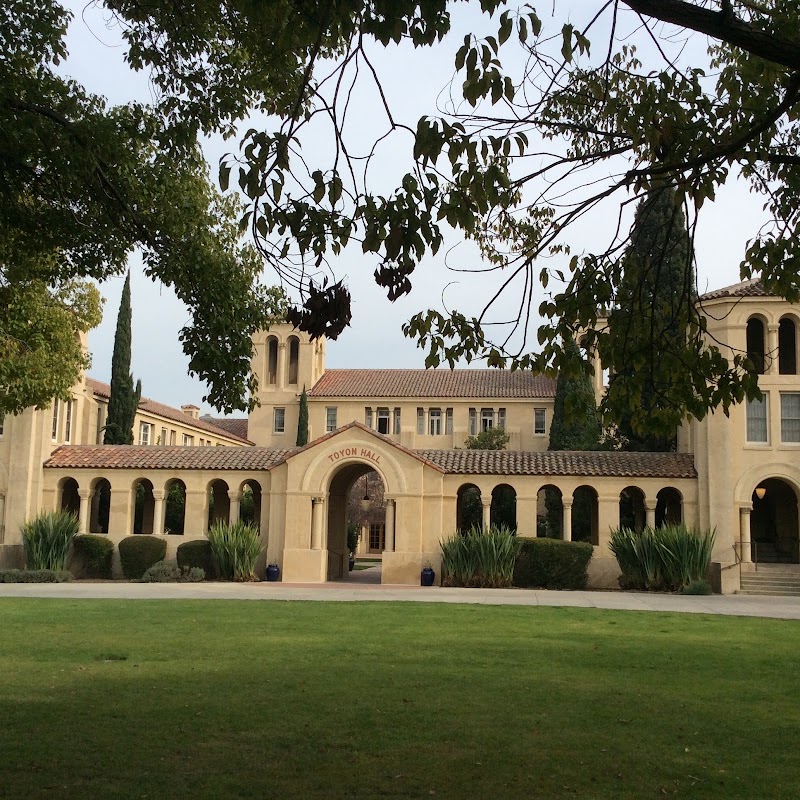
[201,416,249,440]
[309,369,556,399]
[698,278,768,302]
[85,378,253,444]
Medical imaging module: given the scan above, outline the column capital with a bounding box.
[78,488,92,500]
[384,497,396,506]
[644,500,658,511]
[481,498,492,508]
[151,490,165,501]
[278,341,287,349]
[738,504,753,515]
[227,490,242,502]
[312,496,325,505]
[768,322,780,332]
[562,498,574,509]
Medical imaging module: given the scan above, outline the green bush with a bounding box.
[141,560,205,583]
[72,535,114,579]
[20,511,78,571]
[440,525,521,588]
[207,521,263,581]
[118,535,167,580]
[176,539,214,578]
[512,538,593,590]
[0,569,73,583]
[681,579,713,595]
[609,525,716,592]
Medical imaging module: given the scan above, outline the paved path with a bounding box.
[1,580,800,619]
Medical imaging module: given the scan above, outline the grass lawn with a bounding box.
[1,600,799,799]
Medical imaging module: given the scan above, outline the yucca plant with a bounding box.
[440,525,520,588]
[20,511,79,571]
[206,521,263,581]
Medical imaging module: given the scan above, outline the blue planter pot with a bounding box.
[421,566,436,587]
[266,563,280,582]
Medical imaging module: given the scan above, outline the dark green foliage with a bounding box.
[607,186,693,451]
[118,535,167,580]
[207,521,262,581]
[296,387,309,446]
[458,487,482,531]
[104,272,141,445]
[346,522,360,554]
[512,538,593,590]
[681,579,713,595]
[20,510,78,571]
[164,483,186,535]
[141,561,205,583]
[176,539,214,578]
[72,534,114,579]
[490,485,516,531]
[464,427,509,450]
[0,569,73,583]
[440,525,521,588]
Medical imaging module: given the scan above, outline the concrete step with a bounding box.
[738,572,800,596]
[738,589,800,597]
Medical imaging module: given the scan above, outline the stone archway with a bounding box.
[752,478,799,563]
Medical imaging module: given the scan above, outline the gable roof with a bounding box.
[85,378,253,445]
[698,278,768,302]
[309,369,556,399]
[201,416,249,441]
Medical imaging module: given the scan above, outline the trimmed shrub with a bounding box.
[440,525,521,588]
[119,535,167,580]
[207,521,263,581]
[512,538,593,590]
[609,525,715,592]
[141,560,205,583]
[176,539,214,578]
[21,511,78,571]
[72,535,114,579]
[0,569,73,583]
[681,579,713,595]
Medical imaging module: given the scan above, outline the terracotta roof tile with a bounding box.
[698,278,768,302]
[417,449,697,479]
[85,378,253,444]
[309,369,556,399]
[45,445,293,471]
[201,416,249,440]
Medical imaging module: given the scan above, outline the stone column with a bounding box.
[768,323,779,374]
[562,499,573,542]
[596,495,619,553]
[228,490,242,524]
[78,488,91,535]
[184,489,209,537]
[384,499,396,552]
[645,500,657,530]
[152,490,165,535]
[311,497,325,550]
[482,498,491,531]
[740,506,752,564]
[277,342,287,387]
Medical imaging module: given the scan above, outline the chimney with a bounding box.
[181,404,200,420]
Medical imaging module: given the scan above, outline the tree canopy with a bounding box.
[465,426,510,450]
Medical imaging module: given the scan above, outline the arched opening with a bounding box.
[752,478,799,563]
[619,486,646,533]
[328,464,386,582]
[746,317,766,375]
[132,479,155,535]
[655,487,682,527]
[89,478,111,534]
[456,484,482,532]
[164,479,186,535]
[59,477,80,517]
[239,480,262,529]
[491,484,517,531]
[208,479,230,527]
[779,317,798,375]
[573,485,599,545]
[267,337,278,385]
[538,484,562,538]
[287,336,300,385]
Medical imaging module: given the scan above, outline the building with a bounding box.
[0,278,798,592]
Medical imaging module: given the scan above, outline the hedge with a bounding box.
[512,538,593,590]
[72,535,114,579]
[0,569,73,583]
[119,535,167,580]
[141,561,205,583]
[176,539,214,578]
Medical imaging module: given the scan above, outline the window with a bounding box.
[0,412,4,437]
[274,407,286,434]
[393,408,401,434]
[746,317,766,374]
[169,430,177,445]
[51,400,60,440]
[746,396,768,443]
[369,523,385,552]
[364,408,373,428]
[96,406,104,444]
[267,337,278,384]
[182,433,194,446]
[481,408,494,431]
[199,438,205,446]
[781,393,800,442]
[377,407,390,434]
[326,407,337,433]
[64,400,73,443]
[469,408,477,436]
[161,427,167,445]
[445,408,453,435]
[429,408,442,435]
[139,422,151,445]
[288,337,299,384]
[417,407,425,435]
[534,408,547,435]
[497,408,506,429]
[779,318,798,375]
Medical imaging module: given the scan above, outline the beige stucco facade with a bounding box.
[2,279,799,593]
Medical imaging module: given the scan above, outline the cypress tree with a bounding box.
[607,185,694,451]
[104,272,141,445]
[296,386,309,446]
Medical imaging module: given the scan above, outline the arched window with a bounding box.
[164,479,186,535]
[208,479,231,528]
[656,487,682,527]
[456,484,482,532]
[132,479,155,535]
[572,485,599,545]
[240,480,262,529]
[59,477,80,517]
[90,478,111,534]
[267,337,278,385]
[746,317,766,375]
[490,484,517,531]
[779,318,797,375]
[537,484,562,538]
[619,486,645,533]
[288,336,300,385]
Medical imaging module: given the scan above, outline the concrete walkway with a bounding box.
[1,580,800,619]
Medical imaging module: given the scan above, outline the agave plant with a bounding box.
[206,521,263,581]
[20,511,79,571]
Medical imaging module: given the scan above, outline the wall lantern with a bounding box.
[755,486,767,500]
[360,477,371,511]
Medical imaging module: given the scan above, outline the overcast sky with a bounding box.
[61,1,767,416]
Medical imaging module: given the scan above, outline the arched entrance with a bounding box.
[456,484,482,532]
[752,479,799,563]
